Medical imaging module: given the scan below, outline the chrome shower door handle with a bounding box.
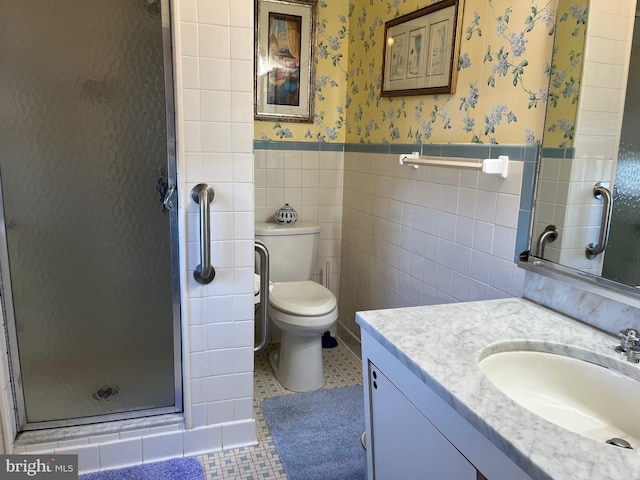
[585,182,613,259]
[191,183,215,284]
[163,184,176,210]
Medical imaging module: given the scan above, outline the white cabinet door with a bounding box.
[369,361,477,480]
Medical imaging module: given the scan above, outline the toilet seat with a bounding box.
[267,281,338,392]
[269,281,336,316]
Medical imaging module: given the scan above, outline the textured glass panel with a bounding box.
[0,0,176,423]
[602,146,640,286]
[603,20,640,287]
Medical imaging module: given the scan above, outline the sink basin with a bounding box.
[479,350,640,447]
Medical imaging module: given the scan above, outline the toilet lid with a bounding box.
[269,281,337,316]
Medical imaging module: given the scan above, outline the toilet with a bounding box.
[255,221,338,392]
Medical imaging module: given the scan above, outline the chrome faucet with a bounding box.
[616,328,640,363]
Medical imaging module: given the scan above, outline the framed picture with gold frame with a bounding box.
[254,0,317,123]
[381,0,465,97]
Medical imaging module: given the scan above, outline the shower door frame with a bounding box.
[0,0,183,432]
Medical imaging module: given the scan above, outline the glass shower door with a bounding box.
[0,0,181,428]
[602,17,640,287]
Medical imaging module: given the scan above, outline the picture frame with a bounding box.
[254,0,317,123]
[381,0,465,97]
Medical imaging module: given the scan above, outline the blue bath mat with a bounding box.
[80,456,204,480]
[261,385,366,480]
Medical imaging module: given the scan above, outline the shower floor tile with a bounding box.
[197,341,363,479]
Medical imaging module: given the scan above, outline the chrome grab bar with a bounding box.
[191,184,216,284]
[534,224,558,258]
[585,182,613,259]
[254,240,270,354]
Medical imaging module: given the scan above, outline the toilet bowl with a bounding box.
[255,222,338,392]
[268,280,338,391]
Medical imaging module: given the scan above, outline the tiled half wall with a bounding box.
[254,142,538,351]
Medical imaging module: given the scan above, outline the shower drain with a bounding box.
[92,385,120,401]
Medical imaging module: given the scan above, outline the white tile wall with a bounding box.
[143,431,184,463]
[99,438,142,470]
[60,444,101,474]
[178,0,256,452]
[0,0,257,471]
[43,422,225,474]
[183,426,222,456]
[254,149,343,296]
[339,152,526,340]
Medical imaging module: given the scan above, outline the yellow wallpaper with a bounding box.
[542,0,587,148]
[254,0,559,145]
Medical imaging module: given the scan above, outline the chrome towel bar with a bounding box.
[399,152,509,178]
[191,183,216,284]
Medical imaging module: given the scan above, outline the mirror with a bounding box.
[527,0,640,293]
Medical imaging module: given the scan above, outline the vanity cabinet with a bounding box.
[368,361,478,479]
[362,330,531,480]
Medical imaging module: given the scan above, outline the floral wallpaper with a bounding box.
[254,0,559,145]
[543,0,587,148]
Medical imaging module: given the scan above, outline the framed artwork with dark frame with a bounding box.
[381,0,465,97]
[254,0,317,123]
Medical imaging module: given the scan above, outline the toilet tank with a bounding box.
[255,222,321,282]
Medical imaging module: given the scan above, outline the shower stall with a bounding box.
[0,0,181,430]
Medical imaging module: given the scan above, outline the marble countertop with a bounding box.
[356,297,640,480]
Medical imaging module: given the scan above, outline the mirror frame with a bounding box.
[519,254,640,310]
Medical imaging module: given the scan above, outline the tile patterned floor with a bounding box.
[197,341,363,479]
